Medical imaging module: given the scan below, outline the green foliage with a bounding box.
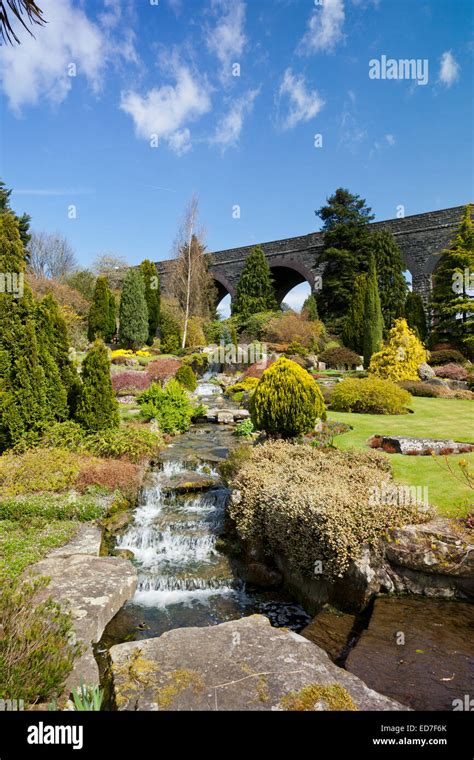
[0,493,105,521]
[175,364,197,391]
[286,341,308,356]
[0,448,81,497]
[234,419,254,437]
[119,268,149,349]
[108,292,116,341]
[0,180,31,249]
[319,346,361,368]
[250,357,325,437]
[182,352,209,375]
[0,577,81,704]
[64,269,96,301]
[316,188,374,332]
[429,348,466,365]
[330,376,412,414]
[405,291,427,341]
[369,318,428,382]
[140,259,161,346]
[0,519,77,581]
[363,254,384,368]
[159,304,182,354]
[232,246,278,319]
[88,275,114,342]
[226,377,260,396]
[75,340,119,432]
[137,380,194,434]
[301,294,318,321]
[342,274,366,354]
[371,230,408,332]
[71,682,103,711]
[431,205,474,353]
[398,381,439,398]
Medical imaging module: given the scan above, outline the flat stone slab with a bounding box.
[371,435,474,455]
[109,615,407,711]
[48,525,103,558]
[28,554,137,693]
[160,472,220,493]
[203,408,250,423]
[301,609,357,663]
[346,597,474,711]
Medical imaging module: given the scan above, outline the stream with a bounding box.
[99,383,310,650]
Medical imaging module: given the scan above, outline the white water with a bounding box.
[116,459,235,609]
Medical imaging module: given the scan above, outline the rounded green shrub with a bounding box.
[250,357,325,437]
[175,365,198,392]
[330,376,412,415]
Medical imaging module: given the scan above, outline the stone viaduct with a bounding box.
[156,206,465,308]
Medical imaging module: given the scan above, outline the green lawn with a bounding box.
[328,397,474,516]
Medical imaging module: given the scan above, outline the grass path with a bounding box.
[328,397,474,516]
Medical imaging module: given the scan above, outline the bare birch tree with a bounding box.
[170,195,216,348]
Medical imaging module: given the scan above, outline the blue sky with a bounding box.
[1,0,472,310]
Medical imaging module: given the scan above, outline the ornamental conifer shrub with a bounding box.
[369,318,428,382]
[75,340,119,431]
[250,357,325,437]
[175,365,197,392]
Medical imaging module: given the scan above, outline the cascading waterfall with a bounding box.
[116,460,238,611]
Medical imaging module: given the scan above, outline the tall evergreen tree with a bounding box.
[140,259,161,346]
[232,246,278,319]
[315,188,374,332]
[0,180,31,249]
[363,254,384,368]
[430,204,474,354]
[108,292,117,342]
[36,294,79,405]
[405,291,427,342]
[0,214,50,446]
[75,340,119,431]
[370,230,408,333]
[119,268,149,349]
[302,293,318,321]
[88,275,113,342]
[343,273,367,355]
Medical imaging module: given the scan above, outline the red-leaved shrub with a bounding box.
[241,359,275,380]
[112,371,151,395]
[434,363,468,381]
[76,459,142,499]
[146,358,182,383]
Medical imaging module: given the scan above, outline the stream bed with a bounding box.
[100,391,310,651]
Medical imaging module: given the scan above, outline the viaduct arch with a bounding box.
[156,206,465,308]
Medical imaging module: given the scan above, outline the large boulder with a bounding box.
[28,549,137,692]
[109,615,407,711]
[418,362,436,381]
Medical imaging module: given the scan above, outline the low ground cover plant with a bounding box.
[228,440,431,580]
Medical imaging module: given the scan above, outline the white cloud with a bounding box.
[278,69,325,130]
[297,0,345,55]
[0,0,105,112]
[385,133,396,146]
[0,0,137,114]
[210,89,259,150]
[207,0,246,81]
[438,51,460,87]
[120,63,211,155]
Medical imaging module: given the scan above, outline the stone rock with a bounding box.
[241,561,283,588]
[114,548,135,560]
[301,609,357,663]
[374,435,472,455]
[418,362,436,380]
[28,554,137,691]
[109,615,407,711]
[160,471,219,493]
[233,409,250,420]
[346,597,474,711]
[102,510,134,535]
[217,411,235,424]
[48,525,102,558]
